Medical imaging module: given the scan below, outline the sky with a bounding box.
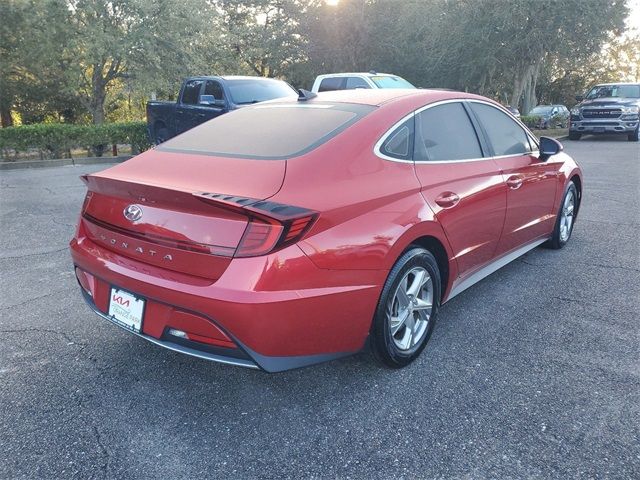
[628,0,640,31]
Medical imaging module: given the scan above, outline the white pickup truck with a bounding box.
[310,72,415,93]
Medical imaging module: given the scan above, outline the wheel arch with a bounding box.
[569,172,582,218]
[405,235,450,302]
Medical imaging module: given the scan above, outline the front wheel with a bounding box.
[628,126,639,142]
[568,131,581,140]
[545,182,578,249]
[370,247,441,368]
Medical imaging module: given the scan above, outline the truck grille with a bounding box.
[582,109,621,119]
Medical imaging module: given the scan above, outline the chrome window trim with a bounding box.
[374,98,540,164]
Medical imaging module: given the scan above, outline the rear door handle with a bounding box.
[506,175,524,189]
[435,192,460,208]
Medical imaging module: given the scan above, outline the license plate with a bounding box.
[108,287,145,333]
[594,127,605,133]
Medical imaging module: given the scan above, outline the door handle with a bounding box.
[435,192,460,208]
[506,175,524,189]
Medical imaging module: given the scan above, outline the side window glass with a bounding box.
[318,77,345,92]
[182,80,203,105]
[204,81,224,100]
[345,77,370,89]
[470,103,530,156]
[379,117,414,160]
[414,102,482,161]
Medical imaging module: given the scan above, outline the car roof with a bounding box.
[592,82,640,86]
[187,75,285,82]
[272,89,490,108]
[316,72,399,78]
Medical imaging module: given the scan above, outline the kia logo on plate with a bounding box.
[123,204,143,222]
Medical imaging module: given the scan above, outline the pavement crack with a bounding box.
[0,327,83,346]
[0,246,68,260]
[519,258,640,273]
[0,290,67,309]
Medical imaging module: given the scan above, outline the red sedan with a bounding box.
[70,89,582,372]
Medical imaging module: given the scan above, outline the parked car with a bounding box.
[505,105,521,119]
[146,76,297,144]
[569,82,640,141]
[71,89,582,372]
[528,105,570,129]
[311,71,415,92]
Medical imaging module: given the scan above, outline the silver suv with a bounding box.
[569,83,640,142]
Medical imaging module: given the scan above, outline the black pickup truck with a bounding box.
[147,76,297,144]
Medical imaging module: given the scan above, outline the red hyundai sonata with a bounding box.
[70,89,582,372]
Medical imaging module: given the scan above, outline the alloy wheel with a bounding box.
[559,189,575,242]
[388,267,433,351]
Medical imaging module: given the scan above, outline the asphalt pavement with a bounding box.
[1,135,638,479]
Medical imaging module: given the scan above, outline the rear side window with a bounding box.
[158,103,375,159]
[345,77,370,89]
[470,103,530,156]
[318,77,345,92]
[414,102,482,161]
[379,118,414,160]
[181,80,203,105]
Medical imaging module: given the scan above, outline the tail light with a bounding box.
[195,192,318,258]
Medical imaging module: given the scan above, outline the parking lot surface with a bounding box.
[1,136,639,479]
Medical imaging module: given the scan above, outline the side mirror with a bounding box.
[539,136,563,161]
[575,94,584,102]
[199,95,225,108]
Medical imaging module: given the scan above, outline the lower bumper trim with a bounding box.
[80,289,260,370]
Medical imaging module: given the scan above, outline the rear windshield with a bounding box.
[158,103,375,159]
[225,78,296,105]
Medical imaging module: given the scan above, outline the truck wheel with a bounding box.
[568,131,581,141]
[628,126,639,142]
[155,126,169,145]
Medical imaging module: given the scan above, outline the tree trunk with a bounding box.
[0,106,13,127]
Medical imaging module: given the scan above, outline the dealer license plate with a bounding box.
[108,287,145,333]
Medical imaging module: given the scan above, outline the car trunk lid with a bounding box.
[80,149,286,280]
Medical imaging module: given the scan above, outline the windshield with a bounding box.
[530,106,554,115]
[158,103,375,159]
[585,84,640,99]
[226,78,297,105]
[370,76,415,89]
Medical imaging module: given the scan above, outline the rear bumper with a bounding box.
[70,233,383,372]
[570,117,639,134]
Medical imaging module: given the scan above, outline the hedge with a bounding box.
[520,115,543,129]
[0,121,151,160]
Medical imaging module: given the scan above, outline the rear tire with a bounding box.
[545,182,578,250]
[628,126,639,142]
[370,247,441,368]
[568,131,581,140]
[155,126,169,145]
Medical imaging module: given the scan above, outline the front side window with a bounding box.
[181,80,203,105]
[470,103,530,156]
[345,77,370,89]
[204,81,224,100]
[414,102,482,161]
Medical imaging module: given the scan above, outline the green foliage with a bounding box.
[520,115,543,128]
[0,122,150,159]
